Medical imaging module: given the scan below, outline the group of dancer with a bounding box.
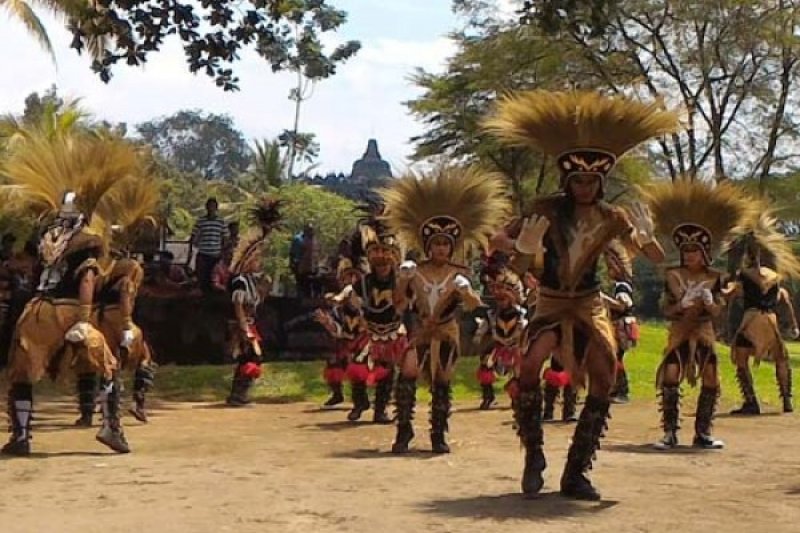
[309,90,800,501]
[3,90,798,505]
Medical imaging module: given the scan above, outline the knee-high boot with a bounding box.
[392,376,416,453]
[75,373,97,427]
[562,385,578,422]
[730,366,760,415]
[2,383,33,456]
[130,364,156,423]
[96,375,131,453]
[430,383,452,454]
[778,364,793,413]
[693,386,724,449]
[559,395,610,501]
[654,384,680,450]
[347,381,370,421]
[542,382,558,421]
[514,386,546,496]
[373,367,394,424]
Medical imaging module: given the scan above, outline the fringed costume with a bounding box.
[604,241,639,404]
[473,264,527,410]
[486,90,677,499]
[77,177,161,426]
[224,199,281,406]
[0,133,154,455]
[643,180,752,450]
[382,166,510,453]
[725,209,800,415]
[315,285,368,409]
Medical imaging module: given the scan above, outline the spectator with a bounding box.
[289,223,321,298]
[190,198,229,292]
[211,249,233,292]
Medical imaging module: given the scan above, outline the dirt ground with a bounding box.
[0,396,798,533]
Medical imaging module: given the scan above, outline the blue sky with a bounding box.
[0,1,462,174]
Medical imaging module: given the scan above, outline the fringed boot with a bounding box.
[129,364,156,423]
[430,383,452,453]
[562,385,578,422]
[542,382,558,422]
[514,386,546,496]
[693,386,724,449]
[75,373,97,427]
[779,365,793,413]
[95,375,131,453]
[347,382,370,421]
[373,367,394,424]
[391,376,416,453]
[730,366,760,415]
[559,395,610,501]
[322,364,346,407]
[654,385,680,450]
[611,366,630,404]
[480,384,496,411]
[2,383,33,456]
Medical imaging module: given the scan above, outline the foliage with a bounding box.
[259,183,358,285]
[67,0,361,91]
[136,110,253,180]
[239,139,287,190]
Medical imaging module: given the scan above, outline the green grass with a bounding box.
[17,323,800,409]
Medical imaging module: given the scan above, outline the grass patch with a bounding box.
[12,323,799,408]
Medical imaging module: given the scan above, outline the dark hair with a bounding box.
[206,197,218,207]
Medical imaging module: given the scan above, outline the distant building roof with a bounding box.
[350,139,392,181]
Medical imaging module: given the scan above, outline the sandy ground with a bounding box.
[0,396,798,533]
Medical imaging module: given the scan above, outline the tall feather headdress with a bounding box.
[484,90,680,188]
[379,166,512,257]
[230,198,282,275]
[0,132,148,261]
[639,179,753,265]
[726,205,800,280]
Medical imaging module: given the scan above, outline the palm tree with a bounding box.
[242,139,286,190]
[2,0,103,63]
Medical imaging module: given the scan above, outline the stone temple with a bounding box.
[301,139,392,200]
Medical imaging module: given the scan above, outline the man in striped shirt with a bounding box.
[190,198,229,291]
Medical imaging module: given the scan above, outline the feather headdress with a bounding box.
[229,198,282,275]
[726,205,800,280]
[639,179,753,265]
[1,132,148,262]
[485,90,680,187]
[379,166,511,257]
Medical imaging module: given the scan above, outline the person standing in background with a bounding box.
[190,198,229,292]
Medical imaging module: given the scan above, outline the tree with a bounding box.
[520,0,800,182]
[136,110,252,180]
[241,139,287,190]
[67,0,361,91]
[407,26,563,210]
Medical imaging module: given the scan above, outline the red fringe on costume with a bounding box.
[367,365,392,387]
[346,362,370,384]
[323,366,346,385]
[239,361,263,379]
[369,336,409,365]
[476,366,496,386]
[493,345,521,369]
[336,334,369,360]
[543,368,571,388]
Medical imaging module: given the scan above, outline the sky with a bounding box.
[0,1,468,174]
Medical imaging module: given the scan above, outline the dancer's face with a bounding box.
[682,245,705,270]
[568,174,601,205]
[429,236,452,264]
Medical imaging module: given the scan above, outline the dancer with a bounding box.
[642,179,752,450]
[225,199,282,406]
[383,166,510,453]
[725,210,800,414]
[473,263,527,410]
[604,242,639,404]
[486,90,676,499]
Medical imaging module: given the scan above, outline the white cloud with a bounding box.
[0,10,457,174]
